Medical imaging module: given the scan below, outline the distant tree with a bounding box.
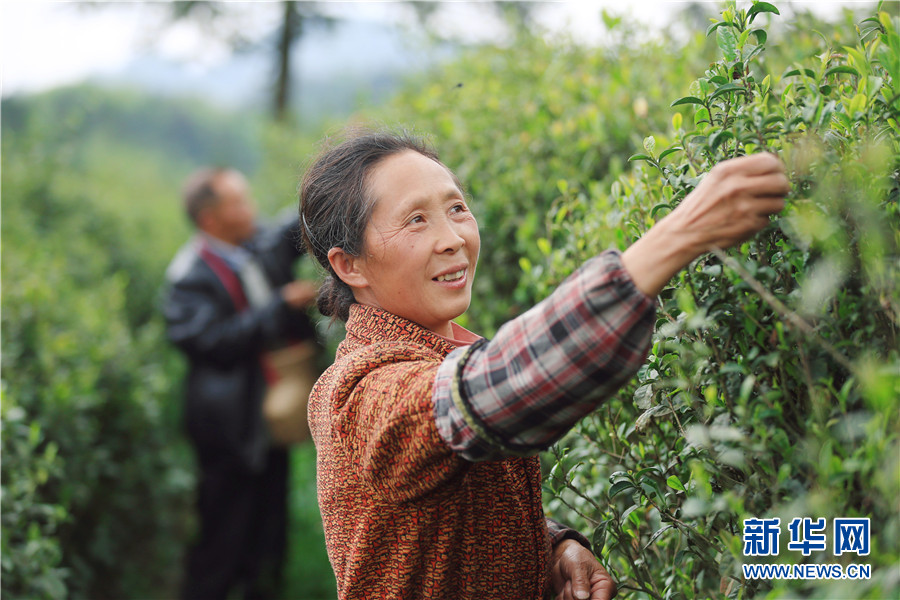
[83,1,535,121]
[166,1,334,121]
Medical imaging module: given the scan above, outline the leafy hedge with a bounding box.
[1,97,203,599]
[379,2,898,598]
[537,3,898,599]
[1,88,336,599]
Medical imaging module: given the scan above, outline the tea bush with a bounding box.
[1,100,201,599]
[534,3,898,599]
[1,88,337,599]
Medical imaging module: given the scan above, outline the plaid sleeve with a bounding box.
[433,249,655,462]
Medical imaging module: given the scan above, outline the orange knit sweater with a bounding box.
[309,304,554,599]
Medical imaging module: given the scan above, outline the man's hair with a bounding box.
[182,167,230,226]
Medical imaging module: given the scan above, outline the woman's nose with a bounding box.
[435,219,465,253]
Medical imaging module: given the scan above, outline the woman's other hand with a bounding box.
[622,153,790,297]
[549,539,617,600]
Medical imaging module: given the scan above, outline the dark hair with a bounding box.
[299,128,442,321]
[182,167,230,226]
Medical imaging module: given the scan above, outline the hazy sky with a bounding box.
[0,1,867,98]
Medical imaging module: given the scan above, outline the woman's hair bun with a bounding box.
[317,276,355,322]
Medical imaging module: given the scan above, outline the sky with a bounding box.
[0,1,873,99]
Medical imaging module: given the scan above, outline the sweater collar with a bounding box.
[344,303,461,357]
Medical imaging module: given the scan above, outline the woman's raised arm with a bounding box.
[433,153,790,462]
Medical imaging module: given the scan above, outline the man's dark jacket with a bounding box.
[164,218,316,472]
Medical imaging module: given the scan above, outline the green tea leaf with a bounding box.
[658,147,684,162]
[671,96,706,107]
[745,45,765,64]
[518,257,532,273]
[709,130,735,152]
[849,92,868,114]
[748,1,780,24]
[608,480,636,499]
[537,237,552,256]
[783,67,817,78]
[706,21,729,37]
[667,475,687,492]
[591,521,608,551]
[644,525,676,550]
[709,83,746,102]
[824,65,860,78]
[717,25,738,62]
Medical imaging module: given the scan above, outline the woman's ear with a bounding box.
[327,247,369,289]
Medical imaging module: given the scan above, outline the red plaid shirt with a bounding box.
[434,250,655,461]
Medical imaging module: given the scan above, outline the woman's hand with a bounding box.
[622,152,790,297]
[665,152,790,251]
[549,539,617,600]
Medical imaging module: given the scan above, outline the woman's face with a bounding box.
[351,150,480,337]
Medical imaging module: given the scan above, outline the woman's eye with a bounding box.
[409,215,425,224]
[451,204,467,213]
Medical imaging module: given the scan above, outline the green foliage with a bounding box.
[283,442,338,598]
[372,24,717,335]
[534,3,898,599]
[1,85,265,329]
[1,87,336,600]
[374,2,898,598]
[2,85,262,175]
[1,116,197,598]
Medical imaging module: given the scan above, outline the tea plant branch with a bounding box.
[546,467,607,516]
[664,393,688,438]
[798,345,820,407]
[576,432,626,463]
[710,247,858,375]
[549,490,601,528]
[640,489,719,550]
[618,581,664,599]
[620,534,664,599]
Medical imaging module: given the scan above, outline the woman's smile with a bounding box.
[433,266,467,284]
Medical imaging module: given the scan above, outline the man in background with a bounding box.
[164,167,318,599]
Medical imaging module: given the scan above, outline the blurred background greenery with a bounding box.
[2,2,896,599]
